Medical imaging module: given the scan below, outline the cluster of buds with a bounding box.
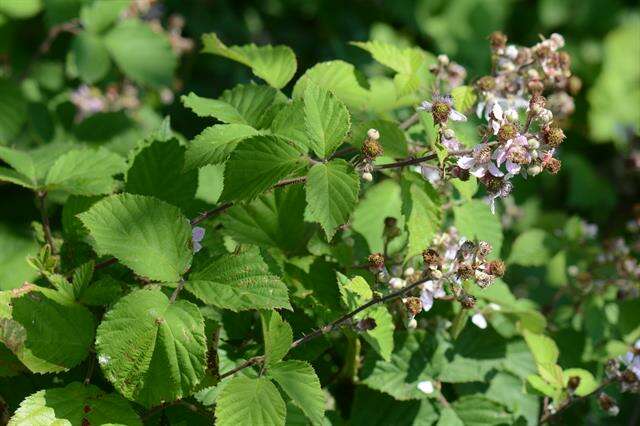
[359,128,382,182]
[605,340,640,394]
[70,83,140,121]
[430,54,467,90]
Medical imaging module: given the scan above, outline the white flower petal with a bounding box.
[420,289,434,312]
[470,164,487,178]
[488,163,504,177]
[417,380,434,394]
[449,109,467,122]
[471,313,488,329]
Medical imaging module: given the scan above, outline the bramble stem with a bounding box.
[36,191,56,254]
[169,278,186,303]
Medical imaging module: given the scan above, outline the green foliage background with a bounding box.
[0,0,638,425]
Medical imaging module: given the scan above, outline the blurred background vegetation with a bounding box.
[0,0,638,423]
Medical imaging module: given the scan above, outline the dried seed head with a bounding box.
[544,127,566,148]
[405,297,423,317]
[458,293,477,309]
[489,31,508,51]
[422,249,441,269]
[486,260,506,277]
[474,145,493,163]
[362,138,384,159]
[497,123,517,143]
[476,76,496,92]
[478,241,492,257]
[432,101,452,124]
[368,253,385,269]
[456,263,475,280]
[544,157,562,174]
[484,175,504,193]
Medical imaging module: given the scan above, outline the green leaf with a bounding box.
[104,19,177,87]
[220,185,312,254]
[216,376,286,426]
[182,84,282,128]
[0,146,37,186]
[453,199,503,258]
[452,177,478,200]
[451,85,478,113]
[522,329,559,365]
[0,0,42,18]
[269,99,311,152]
[303,82,351,158]
[261,310,293,366]
[184,124,259,170]
[268,361,325,426]
[451,395,513,426]
[507,229,551,266]
[401,175,442,261]
[80,0,130,33]
[221,135,305,202]
[45,148,126,195]
[305,160,359,240]
[8,382,141,426]
[0,224,38,290]
[0,79,27,142]
[360,331,439,400]
[202,33,297,89]
[95,288,207,407]
[78,194,193,282]
[196,163,225,204]
[526,374,560,398]
[293,60,370,110]
[351,386,439,426]
[563,368,599,396]
[72,31,111,83]
[0,286,95,373]
[125,139,198,208]
[187,248,291,312]
[437,408,464,426]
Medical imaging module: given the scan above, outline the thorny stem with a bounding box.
[217,276,432,381]
[37,191,56,254]
[539,378,616,424]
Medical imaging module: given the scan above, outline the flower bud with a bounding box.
[443,128,456,139]
[422,248,441,269]
[367,128,380,141]
[368,253,385,270]
[544,157,562,174]
[476,76,496,92]
[389,277,405,289]
[497,123,517,143]
[505,45,518,60]
[407,318,418,329]
[527,138,540,149]
[458,293,477,309]
[527,164,543,176]
[598,393,619,416]
[539,109,553,123]
[362,138,384,159]
[362,172,373,182]
[486,260,506,277]
[568,76,582,95]
[405,297,423,317]
[489,31,508,51]
[437,54,450,65]
[544,127,566,148]
[528,79,544,95]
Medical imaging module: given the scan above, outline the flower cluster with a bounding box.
[604,340,640,397]
[359,128,383,182]
[70,83,141,120]
[430,54,467,90]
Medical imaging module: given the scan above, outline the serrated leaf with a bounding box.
[202,33,296,89]
[522,329,559,365]
[80,0,130,33]
[72,31,111,83]
[453,199,503,258]
[187,248,291,312]
[305,160,359,240]
[45,148,126,195]
[0,224,38,291]
[452,177,478,200]
[401,175,442,261]
[184,124,259,170]
[0,146,38,187]
[268,361,325,426]
[508,229,551,266]
[451,85,478,113]
[293,60,370,109]
[125,139,198,208]
[261,310,293,366]
[216,376,286,426]
[0,286,94,373]
[451,395,513,426]
[351,386,439,426]
[8,382,142,426]
[95,288,207,407]
[303,82,351,158]
[269,99,311,152]
[78,194,193,282]
[526,374,559,398]
[221,135,305,202]
[104,19,177,87]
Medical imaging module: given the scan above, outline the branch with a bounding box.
[190,202,233,226]
[36,191,56,254]
[218,276,431,379]
[375,153,438,170]
[400,112,419,130]
[539,378,615,424]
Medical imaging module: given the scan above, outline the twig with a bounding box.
[190,202,233,226]
[272,176,307,188]
[400,112,419,130]
[329,146,357,159]
[83,354,95,385]
[375,153,438,170]
[21,20,80,80]
[217,277,431,380]
[539,378,615,424]
[36,191,56,254]
[169,278,186,303]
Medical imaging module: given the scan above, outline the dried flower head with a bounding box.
[459,293,477,309]
[486,260,506,277]
[405,297,423,317]
[368,253,385,270]
[544,127,566,148]
[422,249,441,269]
[362,138,384,159]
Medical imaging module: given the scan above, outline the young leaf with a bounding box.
[45,148,126,195]
[182,84,282,128]
[562,368,598,396]
[269,99,312,152]
[453,199,503,258]
[221,135,305,202]
[8,382,142,426]
[215,376,286,426]
[305,160,359,240]
[95,288,207,407]
[0,286,95,374]
[261,310,293,366]
[451,85,478,113]
[401,175,442,261]
[104,19,177,87]
[78,194,193,282]
[0,79,27,142]
[0,146,38,187]
[303,82,351,158]
[268,360,325,425]
[293,60,370,109]
[187,248,291,312]
[125,139,198,208]
[184,124,259,170]
[522,329,559,365]
[202,33,297,89]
